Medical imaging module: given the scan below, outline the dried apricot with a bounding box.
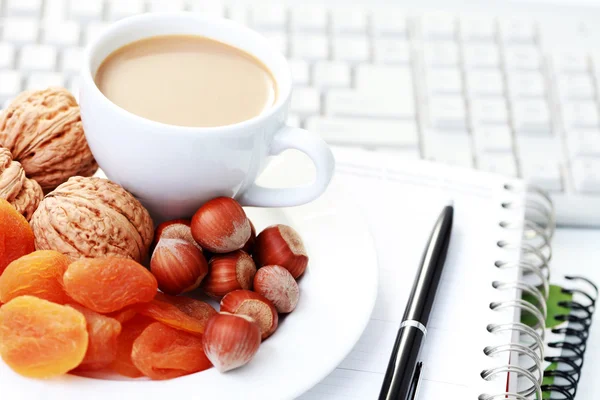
[107,307,137,324]
[69,304,122,371]
[109,315,154,378]
[132,322,212,380]
[63,258,158,313]
[135,292,216,335]
[0,250,71,304]
[0,199,35,276]
[0,296,88,378]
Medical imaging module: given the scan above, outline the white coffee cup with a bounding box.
[79,12,334,222]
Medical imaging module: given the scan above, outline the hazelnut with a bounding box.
[253,265,299,313]
[191,197,251,253]
[203,312,261,373]
[150,220,209,295]
[254,225,308,279]
[31,176,154,262]
[0,87,98,191]
[220,289,279,340]
[0,146,43,220]
[202,250,256,298]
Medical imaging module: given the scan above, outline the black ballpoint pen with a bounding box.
[378,203,454,400]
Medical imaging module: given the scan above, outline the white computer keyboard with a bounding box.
[3,0,600,226]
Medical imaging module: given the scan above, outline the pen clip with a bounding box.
[409,362,424,400]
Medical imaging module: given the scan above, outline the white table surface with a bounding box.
[550,228,600,397]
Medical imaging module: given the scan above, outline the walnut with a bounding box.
[0,146,43,220]
[31,176,154,262]
[0,87,98,191]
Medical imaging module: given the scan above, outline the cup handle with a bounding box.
[238,125,335,207]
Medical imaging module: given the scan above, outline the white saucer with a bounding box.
[0,172,379,400]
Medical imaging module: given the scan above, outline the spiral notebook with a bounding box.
[297,148,596,400]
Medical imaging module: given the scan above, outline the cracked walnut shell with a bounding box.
[31,176,154,263]
[0,87,98,191]
[0,146,43,220]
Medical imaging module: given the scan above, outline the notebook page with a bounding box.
[298,149,526,399]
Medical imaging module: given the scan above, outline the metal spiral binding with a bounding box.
[540,276,598,400]
[479,185,555,400]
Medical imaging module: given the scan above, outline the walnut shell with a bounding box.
[0,146,43,220]
[31,176,154,262]
[0,87,98,191]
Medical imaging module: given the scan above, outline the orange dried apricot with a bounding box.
[0,250,71,304]
[109,315,154,378]
[63,258,158,313]
[135,292,217,335]
[0,296,88,378]
[107,307,137,324]
[0,199,35,276]
[131,322,212,380]
[69,304,122,371]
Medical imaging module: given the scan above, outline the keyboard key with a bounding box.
[261,32,287,56]
[306,117,418,147]
[563,102,600,129]
[147,0,185,12]
[43,22,81,47]
[3,18,38,44]
[517,137,561,161]
[291,88,320,115]
[69,0,104,21]
[0,44,16,69]
[552,51,590,73]
[504,45,541,70]
[42,0,66,20]
[423,42,459,67]
[424,131,473,167]
[326,90,415,119]
[26,73,65,90]
[478,154,518,176]
[68,76,80,99]
[507,72,546,98]
[459,15,496,42]
[0,71,23,102]
[107,0,144,21]
[333,37,369,63]
[85,22,110,43]
[521,160,563,191]
[288,60,310,86]
[19,45,57,71]
[6,0,42,17]
[425,68,462,95]
[568,130,600,157]
[313,62,351,88]
[188,1,225,17]
[473,126,513,152]
[250,5,287,30]
[512,100,552,134]
[466,71,504,97]
[463,44,500,69]
[420,13,456,39]
[355,65,413,93]
[291,6,328,33]
[428,96,466,130]
[371,10,407,37]
[287,114,300,128]
[332,8,367,34]
[557,75,595,100]
[291,35,328,60]
[373,39,410,64]
[571,158,600,193]
[499,18,536,44]
[227,5,248,25]
[60,47,83,74]
[470,99,508,125]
